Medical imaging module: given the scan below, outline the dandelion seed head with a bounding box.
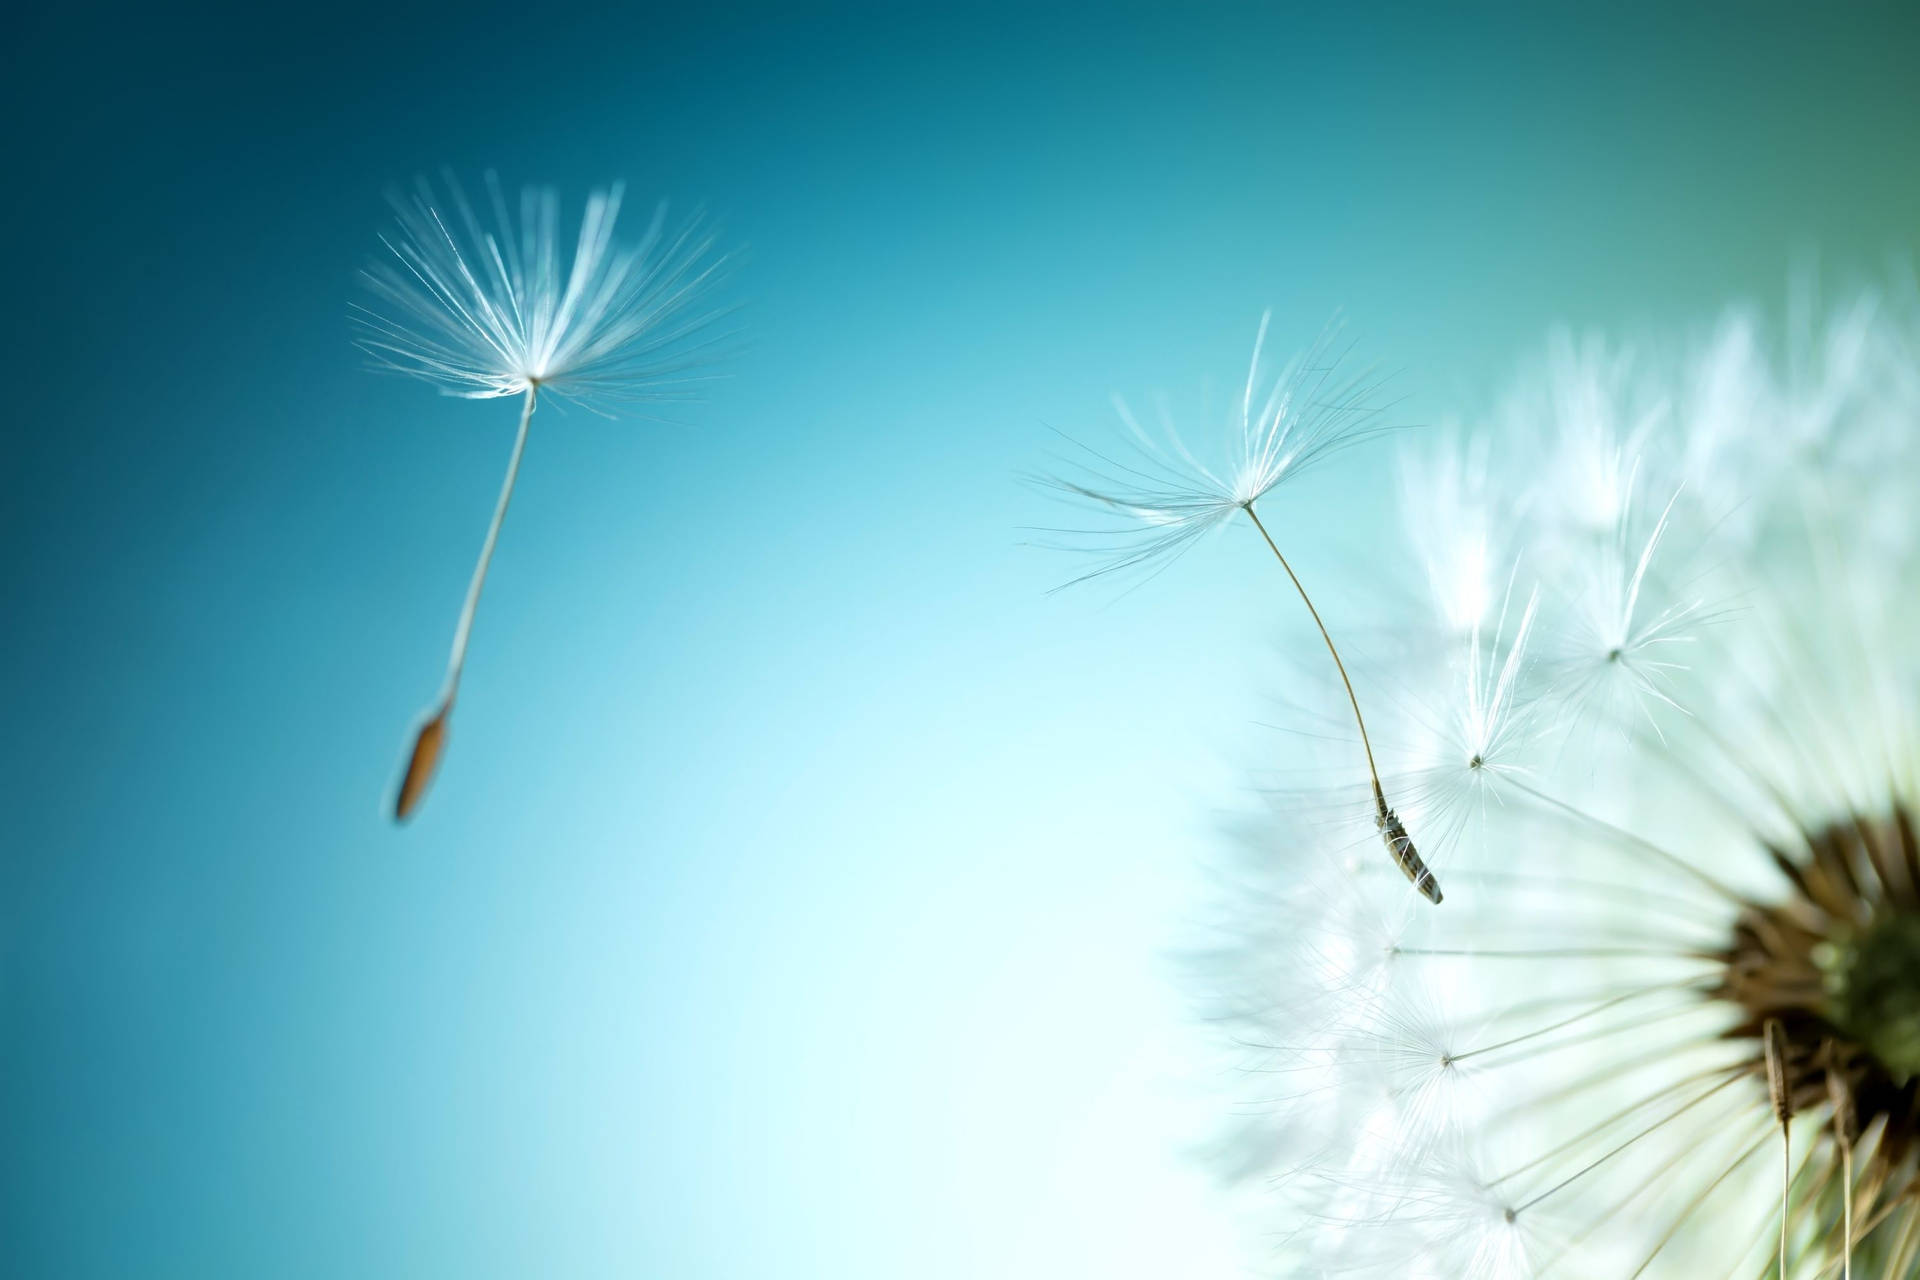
[353,170,727,409]
[1039,314,1394,583]
[1205,281,1920,1276]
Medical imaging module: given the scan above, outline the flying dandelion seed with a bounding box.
[355,170,729,821]
[1042,316,1441,902]
[1202,283,1920,1277]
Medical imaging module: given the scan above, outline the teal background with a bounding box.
[5,3,1919,1275]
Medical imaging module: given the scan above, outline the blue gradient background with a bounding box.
[5,4,1919,1276]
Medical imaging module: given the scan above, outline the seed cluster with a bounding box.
[1714,807,1920,1262]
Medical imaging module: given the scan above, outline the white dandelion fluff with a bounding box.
[1044,316,1442,902]
[1193,282,1920,1276]
[1398,430,1503,638]
[357,171,729,820]
[355,171,726,406]
[1041,314,1394,585]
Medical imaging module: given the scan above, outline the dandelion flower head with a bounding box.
[1200,284,1920,1276]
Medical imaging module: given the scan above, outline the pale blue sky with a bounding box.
[6,3,1919,1276]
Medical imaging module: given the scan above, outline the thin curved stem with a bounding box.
[394,385,538,821]
[1242,503,1383,803]
[443,385,538,703]
[1766,1017,1790,1279]
[1840,1133,1854,1280]
[1244,503,1440,902]
[1778,1127,1790,1278]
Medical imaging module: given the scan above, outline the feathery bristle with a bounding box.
[1192,280,1920,1277]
